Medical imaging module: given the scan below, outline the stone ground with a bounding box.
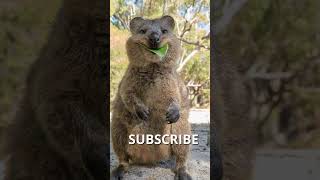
[0,110,320,180]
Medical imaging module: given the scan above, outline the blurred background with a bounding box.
[110,0,210,109]
[215,0,320,148]
[0,0,61,146]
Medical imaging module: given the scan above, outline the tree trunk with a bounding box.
[162,0,167,15]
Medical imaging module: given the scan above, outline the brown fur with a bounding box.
[2,0,108,179]
[212,50,256,180]
[111,16,192,179]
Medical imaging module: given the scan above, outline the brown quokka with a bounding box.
[111,16,192,180]
[2,0,108,179]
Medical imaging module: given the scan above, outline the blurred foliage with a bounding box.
[0,0,61,130]
[110,25,129,102]
[180,52,210,107]
[110,0,210,108]
[216,0,320,147]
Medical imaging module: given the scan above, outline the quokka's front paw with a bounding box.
[135,104,150,121]
[166,102,180,124]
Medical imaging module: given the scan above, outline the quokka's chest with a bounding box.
[140,75,179,103]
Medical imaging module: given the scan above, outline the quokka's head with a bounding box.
[126,16,181,66]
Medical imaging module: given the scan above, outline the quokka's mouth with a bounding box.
[139,43,169,60]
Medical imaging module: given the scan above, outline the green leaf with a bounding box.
[140,44,169,60]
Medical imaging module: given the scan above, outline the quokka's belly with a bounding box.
[143,77,180,117]
[127,124,171,164]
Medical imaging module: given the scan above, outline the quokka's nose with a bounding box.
[149,32,160,48]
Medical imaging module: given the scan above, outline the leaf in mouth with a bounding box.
[140,43,169,60]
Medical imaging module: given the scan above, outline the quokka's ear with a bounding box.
[160,15,175,30]
[129,17,144,33]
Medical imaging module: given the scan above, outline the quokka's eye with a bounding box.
[139,29,146,34]
[162,29,168,34]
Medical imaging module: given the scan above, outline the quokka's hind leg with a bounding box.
[171,116,192,180]
[171,143,192,180]
[111,117,130,180]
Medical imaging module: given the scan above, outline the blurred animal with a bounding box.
[2,0,108,179]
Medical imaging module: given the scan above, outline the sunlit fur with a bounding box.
[111,16,192,179]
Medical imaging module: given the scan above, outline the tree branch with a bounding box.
[247,72,293,80]
[178,38,209,50]
[177,49,199,72]
[214,0,249,35]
